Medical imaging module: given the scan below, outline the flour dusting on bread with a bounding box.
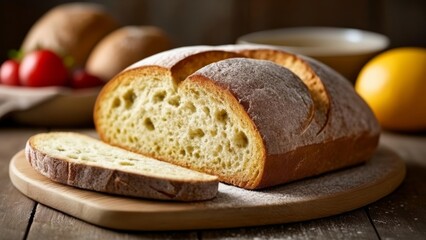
[94,45,380,189]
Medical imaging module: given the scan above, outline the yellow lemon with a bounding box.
[355,47,426,131]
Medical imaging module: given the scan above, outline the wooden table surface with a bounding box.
[1,126,425,240]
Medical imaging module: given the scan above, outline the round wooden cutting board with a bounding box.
[9,146,405,231]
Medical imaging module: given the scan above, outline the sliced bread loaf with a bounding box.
[94,45,380,189]
[25,132,218,201]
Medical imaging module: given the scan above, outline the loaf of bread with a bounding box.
[86,26,172,81]
[25,132,218,201]
[94,45,380,189]
[21,3,118,67]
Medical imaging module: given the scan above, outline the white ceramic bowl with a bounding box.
[237,27,390,81]
[0,85,101,127]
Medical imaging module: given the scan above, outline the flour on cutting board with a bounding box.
[200,146,400,208]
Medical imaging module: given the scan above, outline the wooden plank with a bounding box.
[367,132,426,239]
[0,180,36,240]
[380,132,426,166]
[27,204,198,240]
[0,128,43,240]
[379,0,426,48]
[245,0,372,31]
[367,164,426,239]
[139,0,240,46]
[0,128,42,159]
[201,209,378,240]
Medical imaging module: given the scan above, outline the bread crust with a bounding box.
[21,3,118,67]
[218,45,331,135]
[94,45,380,189]
[191,57,379,189]
[256,134,379,188]
[86,26,172,81]
[25,133,218,201]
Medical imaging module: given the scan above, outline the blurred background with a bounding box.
[1,0,425,62]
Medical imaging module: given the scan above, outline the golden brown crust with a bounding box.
[86,26,172,81]
[230,48,330,135]
[255,134,379,189]
[94,45,380,190]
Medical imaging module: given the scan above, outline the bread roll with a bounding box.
[86,26,171,81]
[25,132,218,201]
[94,45,380,189]
[21,3,118,67]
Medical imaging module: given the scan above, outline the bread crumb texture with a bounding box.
[96,61,264,188]
[30,132,216,182]
[95,45,379,189]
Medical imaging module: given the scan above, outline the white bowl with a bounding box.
[0,85,101,127]
[237,27,390,81]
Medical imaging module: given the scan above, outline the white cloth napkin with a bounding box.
[0,86,66,118]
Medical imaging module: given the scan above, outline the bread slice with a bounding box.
[25,132,218,201]
[94,45,380,189]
